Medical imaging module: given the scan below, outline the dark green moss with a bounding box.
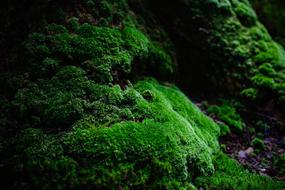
[204,100,245,133]
[234,1,257,26]
[23,21,175,83]
[251,137,265,150]
[273,154,285,176]
[0,0,285,189]
[250,0,285,44]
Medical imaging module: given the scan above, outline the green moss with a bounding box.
[195,152,285,190]
[251,74,275,89]
[45,23,68,34]
[167,0,285,105]
[251,137,265,150]
[258,63,277,76]
[218,124,231,136]
[273,154,285,176]
[249,24,271,41]
[205,100,245,132]
[23,21,174,83]
[122,27,149,57]
[247,60,285,102]
[1,0,285,189]
[205,0,233,16]
[5,79,220,189]
[11,128,79,189]
[241,87,258,100]
[254,42,285,67]
[148,42,174,76]
[250,0,285,43]
[8,65,159,130]
[276,82,285,102]
[234,1,257,26]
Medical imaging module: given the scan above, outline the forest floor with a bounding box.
[196,101,285,181]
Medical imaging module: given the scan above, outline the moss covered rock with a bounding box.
[0,0,285,189]
[145,0,285,109]
[2,79,219,189]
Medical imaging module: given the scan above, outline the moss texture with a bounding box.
[0,0,284,189]
[195,152,285,190]
[203,100,245,135]
[146,0,285,109]
[2,79,219,189]
[250,0,285,46]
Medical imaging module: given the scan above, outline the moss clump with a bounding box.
[0,0,285,189]
[234,1,257,26]
[2,79,220,189]
[7,79,281,189]
[23,20,174,83]
[204,100,245,134]
[246,61,285,103]
[241,87,258,100]
[251,137,265,150]
[24,23,134,82]
[251,74,275,89]
[6,66,127,129]
[195,152,285,190]
[254,42,285,67]
[149,0,285,108]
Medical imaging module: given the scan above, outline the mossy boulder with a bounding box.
[2,79,219,189]
[2,79,284,189]
[145,0,285,109]
[0,0,285,189]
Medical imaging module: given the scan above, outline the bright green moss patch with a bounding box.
[3,79,220,189]
[254,42,285,67]
[241,87,258,100]
[195,152,285,190]
[251,74,275,89]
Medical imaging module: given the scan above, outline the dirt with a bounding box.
[221,129,285,180]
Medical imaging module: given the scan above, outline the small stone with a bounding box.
[239,150,246,158]
[245,147,254,155]
[260,168,266,172]
[277,149,284,154]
